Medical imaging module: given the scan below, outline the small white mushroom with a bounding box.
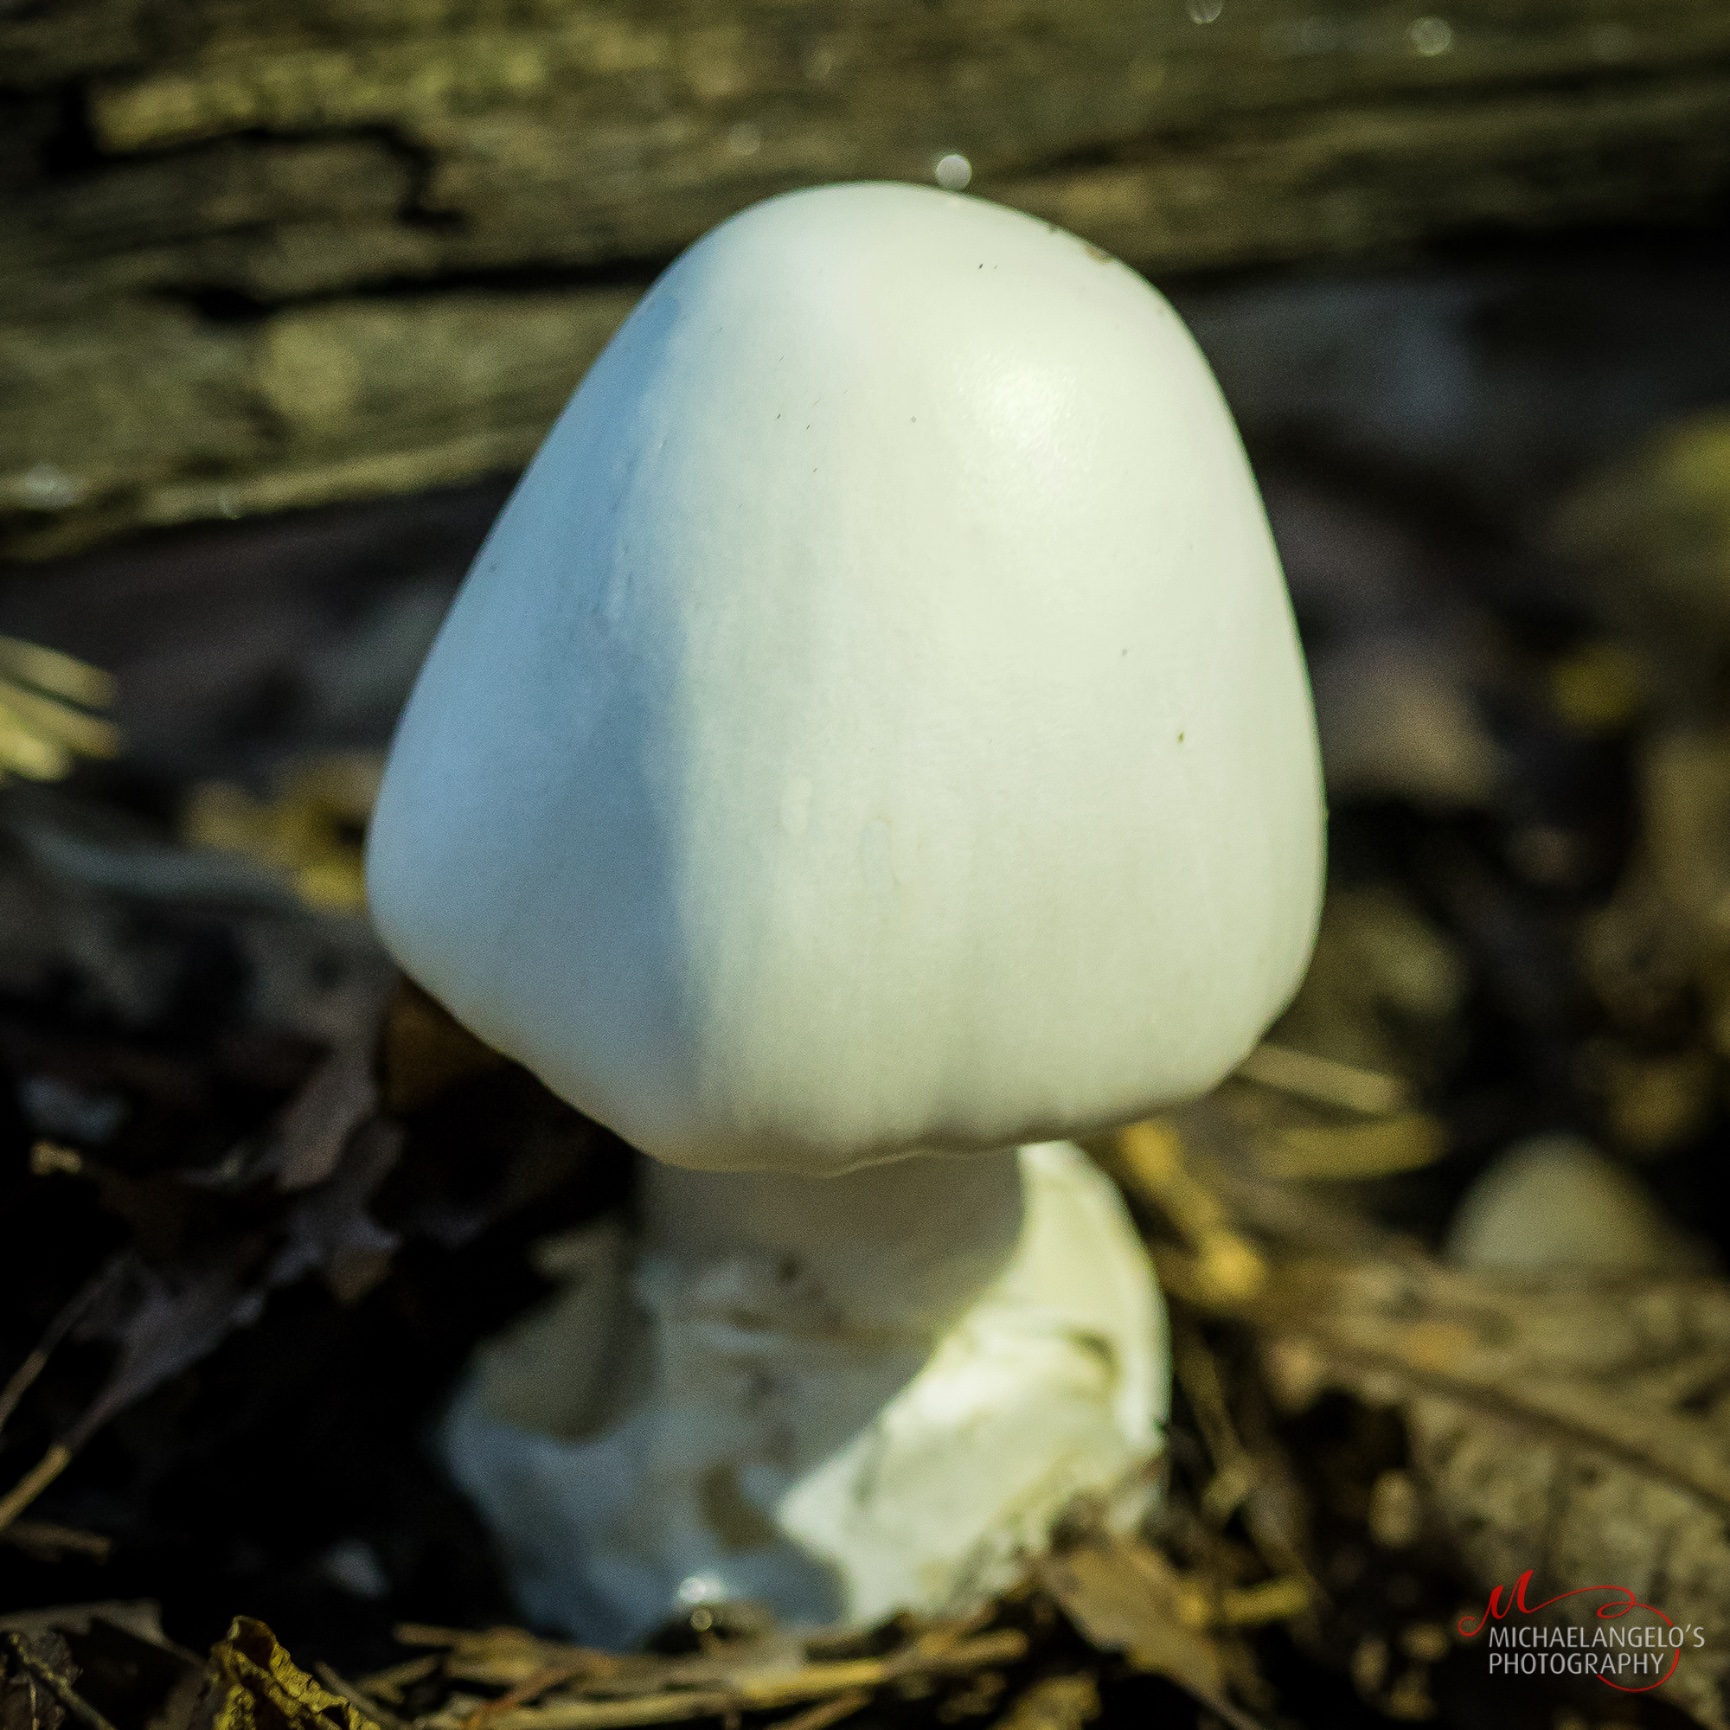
[367,182,1324,1640]
[1446,1132,1711,1275]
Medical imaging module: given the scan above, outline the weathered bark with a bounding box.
[3,0,1729,557]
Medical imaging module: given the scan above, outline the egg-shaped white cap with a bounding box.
[367,181,1324,1174]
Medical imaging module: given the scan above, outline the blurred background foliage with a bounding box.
[3,0,1730,554]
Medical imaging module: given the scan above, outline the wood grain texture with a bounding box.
[3,0,1730,556]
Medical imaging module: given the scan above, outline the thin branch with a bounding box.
[4,1634,122,1730]
[316,1663,414,1730]
[0,1444,74,1536]
[0,1520,112,1561]
[0,1264,118,1441]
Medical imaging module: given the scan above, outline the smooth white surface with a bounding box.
[367,180,1325,1175]
[443,1141,1168,1641]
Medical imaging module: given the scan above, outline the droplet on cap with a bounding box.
[1408,16,1453,55]
[933,153,972,191]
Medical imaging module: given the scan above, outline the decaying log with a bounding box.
[3,0,1730,556]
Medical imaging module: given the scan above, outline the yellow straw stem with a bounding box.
[0,1441,73,1534]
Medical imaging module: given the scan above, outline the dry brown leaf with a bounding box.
[1582,726,1730,1103]
[273,1045,378,1192]
[984,1675,1097,1730]
[2,1631,83,1730]
[1036,1534,1265,1730]
[199,1620,382,1730]
[382,983,509,1116]
[0,1018,401,1532]
[1233,1254,1730,1728]
[1309,638,1503,810]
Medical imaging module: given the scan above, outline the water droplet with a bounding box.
[934,152,972,191]
[1408,16,1452,55]
[726,121,762,157]
[676,1573,726,1605]
[1185,0,1223,23]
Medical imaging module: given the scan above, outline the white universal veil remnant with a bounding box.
[367,182,1324,1642]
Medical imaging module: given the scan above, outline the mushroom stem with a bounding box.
[443,1142,1165,1641]
[643,1147,1027,1347]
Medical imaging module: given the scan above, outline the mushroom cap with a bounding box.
[367,181,1324,1174]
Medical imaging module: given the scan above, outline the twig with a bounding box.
[458,1661,598,1730]
[0,638,116,710]
[357,1655,443,1702]
[0,1443,74,1536]
[1216,1578,1310,1628]
[476,1632,1029,1730]
[316,1662,415,1730]
[0,1265,117,1441]
[1115,1123,1266,1304]
[395,1626,471,1649]
[3,1633,122,1730]
[1233,1043,1408,1118]
[0,1520,112,1561]
[762,1690,871,1730]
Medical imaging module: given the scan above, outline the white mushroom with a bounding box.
[1446,1132,1713,1275]
[366,181,1324,1641]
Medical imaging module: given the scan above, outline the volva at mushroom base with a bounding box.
[366,181,1324,1642]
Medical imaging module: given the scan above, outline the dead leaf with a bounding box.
[1037,1534,1264,1730]
[198,1620,382,1730]
[1310,639,1503,810]
[1582,726,1730,1094]
[4,1629,119,1730]
[984,1675,1097,1730]
[382,983,508,1116]
[1222,1253,1730,1728]
[0,1020,403,1530]
[273,1045,378,1192]
[1,1631,77,1730]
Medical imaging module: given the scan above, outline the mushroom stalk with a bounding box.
[445,1141,1164,1642]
